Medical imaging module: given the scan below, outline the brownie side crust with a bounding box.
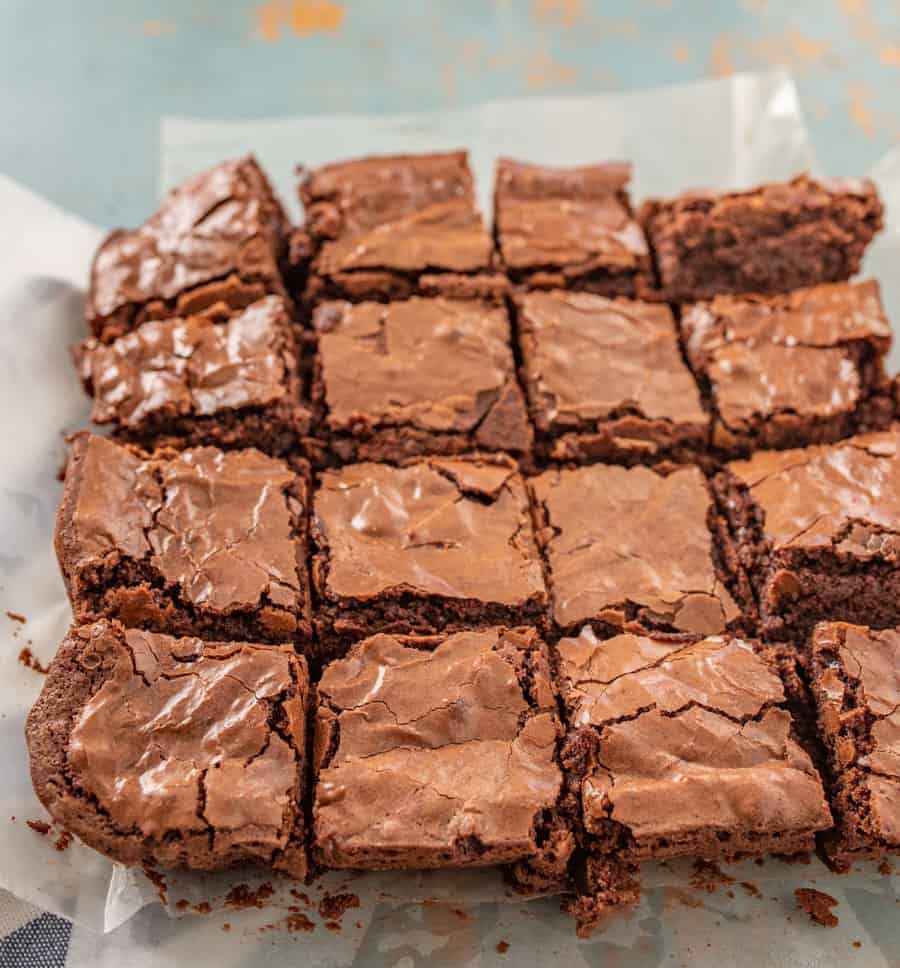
[26,620,309,876]
[87,157,290,343]
[56,434,315,648]
[641,174,883,301]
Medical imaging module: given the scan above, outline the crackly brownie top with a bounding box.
[300,151,493,275]
[494,158,647,271]
[313,457,546,606]
[63,434,304,613]
[558,629,830,841]
[314,627,561,858]
[80,296,299,427]
[88,157,285,321]
[683,280,890,426]
[727,429,900,558]
[516,290,706,430]
[530,464,738,634]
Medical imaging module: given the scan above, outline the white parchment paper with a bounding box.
[2,69,900,965]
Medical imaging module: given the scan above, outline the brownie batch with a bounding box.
[26,151,900,937]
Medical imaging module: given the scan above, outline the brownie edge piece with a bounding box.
[26,620,309,876]
[641,174,883,301]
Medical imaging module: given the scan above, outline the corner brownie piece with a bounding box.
[312,296,531,464]
[87,157,290,343]
[641,174,883,301]
[809,622,900,868]
[557,629,831,917]
[494,159,651,295]
[299,151,504,304]
[713,429,900,640]
[56,434,314,648]
[77,296,313,455]
[683,280,892,454]
[515,290,708,464]
[27,621,309,876]
[529,463,747,637]
[312,627,563,871]
[310,455,547,647]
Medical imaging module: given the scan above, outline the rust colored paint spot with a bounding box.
[256,0,345,41]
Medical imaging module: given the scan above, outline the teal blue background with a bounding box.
[2,0,899,225]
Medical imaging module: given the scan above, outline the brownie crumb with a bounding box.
[283,912,315,933]
[795,888,839,927]
[6,611,26,623]
[452,908,469,921]
[289,889,310,906]
[879,861,893,876]
[496,941,510,954]
[193,901,212,915]
[54,830,72,851]
[318,892,360,922]
[142,864,168,905]
[222,923,231,933]
[18,648,49,674]
[225,883,274,909]
[740,882,762,898]
[852,941,861,948]
[325,921,341,932]
[26,820,51,836]
[690,860,735,894]
[175,900,190,912]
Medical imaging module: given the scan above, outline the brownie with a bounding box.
[515,290,708,465]
[494,158,651,296]
[713,428,900,641]
[87,157,290,343]
[311,296,532,464]
[299,151,505,304]
[529,463,749,638]
[641,174,883,301]
[312,626,563,871]
[683,280,892,455]
[56,433,315,648]
[809,622,900,868]
[77,295,313,455]
[310,455,548,647]
[26,620,309,876]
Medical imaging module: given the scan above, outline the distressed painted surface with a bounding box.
[0,0,898,224]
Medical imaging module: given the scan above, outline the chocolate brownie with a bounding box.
[556,629,832,904]
[26,620,309,876]
[529,463,749,637]
[494,158,651,296]
[87,156,290,343]
[683,280,892,455]
[299,151,505,304]
[311,297,532,464]
[56,433,314,648]
[312,626,563,871]
[713,429,900,641]
[515,290,708,464]
[77,296,313,455]
[310,455,548,647]
[641,175,883,301]
[809,622,900,868]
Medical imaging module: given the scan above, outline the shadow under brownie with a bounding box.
[26,620,310,877]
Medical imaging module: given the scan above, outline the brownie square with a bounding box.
[26,620,309,876]
[515,290,708,465]
[312,296,532,464]
[494,158,651,296]
[310,455,548,647]
[312,626,563,871]
[56,433,315,649]
[641,174,883,301]
[77,295,313,456]
[713,428,900,640]
[683,280,892,455]
[809,622,900,868]
[87,156,290,343]
[299,151,505,304]
[529,463,748,637]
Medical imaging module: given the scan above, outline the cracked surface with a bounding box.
[682,280,891,453]
[530,463,740,635]
[810,622,900,865]
[311,456,547,643]
[493,159,650,294]
[87,157,288,343]
[312,626,562,869]
[56,433,312,643]
[78,296,311,454]
[641,174,883,301]
[516,290,707,464]
[312,297,531,460]
[557,629,831,858]
[26,620,309,876]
